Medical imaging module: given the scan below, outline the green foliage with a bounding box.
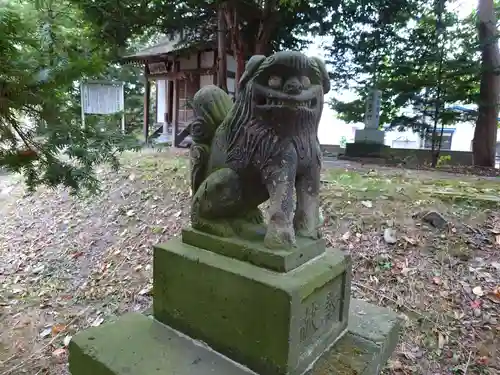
[436,154,451,167]
[0,0,140,194]
[69,0,342,56]
[339,136,347,148]
[326,1,480,134]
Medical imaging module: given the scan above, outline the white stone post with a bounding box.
[354,89,385,144]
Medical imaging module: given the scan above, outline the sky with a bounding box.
[306,0,476,144]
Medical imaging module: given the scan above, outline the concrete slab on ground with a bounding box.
[308,299,402,375]
[68,313,256,375]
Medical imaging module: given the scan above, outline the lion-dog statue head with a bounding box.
[237,51,330,138]
[223,51,330,170]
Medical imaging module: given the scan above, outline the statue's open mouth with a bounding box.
[252,84,319,111]
[259,97,318,109]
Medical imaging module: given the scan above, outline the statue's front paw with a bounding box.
[294,209,322,240]
[296,227,321,240]
[264,222,296,249]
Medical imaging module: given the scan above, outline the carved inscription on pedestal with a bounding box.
[298,273,346,353]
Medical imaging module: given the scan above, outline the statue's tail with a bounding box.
[188,85,233,195]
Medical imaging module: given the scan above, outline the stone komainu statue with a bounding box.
[188,51,330,249]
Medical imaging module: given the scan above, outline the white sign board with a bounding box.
[364,89,382,129]
[81,81,125,133]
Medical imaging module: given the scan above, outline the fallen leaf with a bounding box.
[403,236,417,245]
[438,332,447,349]
[473,286,485,297]
[476,356,489,365]
[138,285,153,296]
[361,200,373,208]
[51,324,66,336]
[494,286,500,298]
[39,327,52,338]
[71,251,84,259]
[91,316,104,327]
[470,300,482,309]
[433,277,442,285]
[487,286,500,304]
[387,359,402,370]
[126,210,135,217]
[63,335,72,347]
[341,231,351,242]
[400,267,415,276]
[32,265,45,274]
[52,348,67,364]
[383,228,397,244]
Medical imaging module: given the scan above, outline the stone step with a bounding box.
[68,299,401,375]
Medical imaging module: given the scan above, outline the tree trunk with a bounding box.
[254,0,278,55]
[223,0,281,94]
[223,3,245,96]
[472,0,500,167]
[217,5,228,92]
[235,50,245,91]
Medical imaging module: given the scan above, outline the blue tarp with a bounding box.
[450,105,500,121]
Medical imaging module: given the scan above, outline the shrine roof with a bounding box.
[121,35,215,63]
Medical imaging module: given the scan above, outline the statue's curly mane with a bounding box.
[223,53,326,169]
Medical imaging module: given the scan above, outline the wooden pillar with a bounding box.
[143,65,151,144]
[173,60,180,147]
[167,80,174,124]
[217,5,228,92]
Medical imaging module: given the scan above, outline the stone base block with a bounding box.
[354,128,385,144]
[68,313,256,375]
[307,299,402,375]
[344,142,390,158]
[181,227,326,272]
[68,299,401,375]
[153,239,351,375]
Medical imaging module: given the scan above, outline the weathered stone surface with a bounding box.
[354,129,385,144]
[68,312,256,375]
[188,52,331,249]
[308,299,402,375]
[181,227,326,272]
[68,299,400,375]
[153,239,351,375]
[344,143,390,159]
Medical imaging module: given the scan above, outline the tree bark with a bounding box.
[254,0,278,55]
[217,4,228,92]
[223,3,245,95]
[223,0,281,94]
[472,0,500,167]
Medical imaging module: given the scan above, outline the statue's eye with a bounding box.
[301,76,311,88]
[268,76,282,89]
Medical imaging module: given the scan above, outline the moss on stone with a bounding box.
[153,239,350,375]
[181,227,326,272]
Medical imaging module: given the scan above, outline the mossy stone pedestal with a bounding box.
[153,228,351,375]
[68,227,402,375]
